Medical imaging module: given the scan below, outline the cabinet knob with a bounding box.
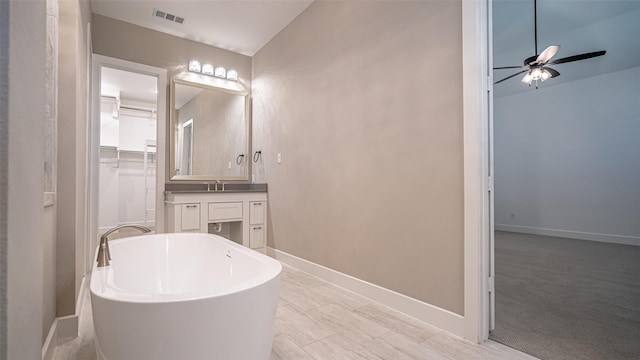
[253,202,262,205]
[253,226,262,230]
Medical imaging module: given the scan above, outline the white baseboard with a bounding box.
[495,224,640,247]
[267,247,465,338]
[75,275,88,319]
[41,319,58,360]
[42,276,89,360]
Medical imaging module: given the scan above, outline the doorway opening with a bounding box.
[176,118,193,175]
[488,1,640,359]
[87,56,167,272]
[98,67,158,234]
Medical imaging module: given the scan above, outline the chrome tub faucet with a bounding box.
[96,224,151,267]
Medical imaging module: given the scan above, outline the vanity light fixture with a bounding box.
[187,61,238,81]
[201,64,214,76]
[214,66,227,78]
[188,60,201,73]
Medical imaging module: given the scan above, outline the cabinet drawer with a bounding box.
[181,204,200,231]
[249,201,266,225]
[249,225,265,249]
[208,202,243,221]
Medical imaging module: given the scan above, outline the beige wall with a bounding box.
[91,14,251,82]
[57,0,91,317]
[7,0,46,357]
[253,1,464,314]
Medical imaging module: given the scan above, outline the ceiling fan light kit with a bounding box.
[494,0,606,88]
[521,66,553,86]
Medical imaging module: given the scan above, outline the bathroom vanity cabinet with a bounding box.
[164,191,268,254]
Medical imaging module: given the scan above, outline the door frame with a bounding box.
[87,55,167,272]
[462,0,492,342]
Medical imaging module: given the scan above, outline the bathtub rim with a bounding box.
[90,232,282,304]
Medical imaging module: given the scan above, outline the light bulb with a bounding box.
[531,68,542,80]
[541,69,551,81]
[201,64,214,76]
[522,73,533,84]
[188,60,201,73]
[214,67,227,78]
[226,69,238,81]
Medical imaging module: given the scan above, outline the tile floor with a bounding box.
[53,264,536,360]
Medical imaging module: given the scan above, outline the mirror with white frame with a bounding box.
[170,78,249,181]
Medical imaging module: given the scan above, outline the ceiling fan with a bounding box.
[494,0,606,87]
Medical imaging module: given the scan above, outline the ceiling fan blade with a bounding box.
[494,65,527,70]
[546,67,560,78]
[494,70,529,84]
[534,45,560,64]
[548,50,606,65]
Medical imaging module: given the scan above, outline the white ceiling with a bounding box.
[493,0,640,97]
[90,0,313,56]
[101,66,157,104]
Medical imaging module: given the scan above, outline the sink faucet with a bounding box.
[208,180,221,191]
[96,224,151,267]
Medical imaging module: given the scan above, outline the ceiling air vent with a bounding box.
[152,8,185,25]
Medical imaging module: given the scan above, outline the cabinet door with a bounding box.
[249,225,265,249]
[249,201,265,225]
[181,204,200,231]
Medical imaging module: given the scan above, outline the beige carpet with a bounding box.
[490,231,640,360]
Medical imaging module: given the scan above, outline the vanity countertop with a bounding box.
[164,183,267,194]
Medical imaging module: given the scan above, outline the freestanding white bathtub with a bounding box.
[90,232,282,360]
